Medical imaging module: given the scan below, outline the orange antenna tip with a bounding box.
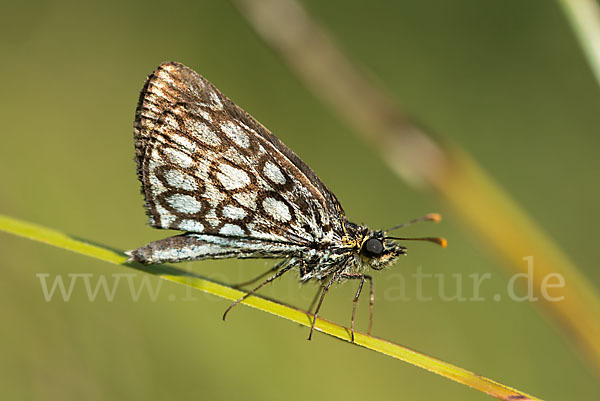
[426,213,442,223]
[385,213,443,232]
[438,237,448,248]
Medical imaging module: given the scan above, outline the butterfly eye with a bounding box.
[362,238,384,258]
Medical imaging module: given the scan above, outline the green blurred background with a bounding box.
[1,0,599,400]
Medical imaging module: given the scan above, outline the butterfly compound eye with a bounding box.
[362,238,384,258]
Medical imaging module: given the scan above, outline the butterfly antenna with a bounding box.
[385,213,442,232]
[384,236,447,248]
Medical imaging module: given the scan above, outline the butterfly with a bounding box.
[126,61,446,341]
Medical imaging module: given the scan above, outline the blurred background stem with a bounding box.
[233,0,600,375]
[558,0,600,87]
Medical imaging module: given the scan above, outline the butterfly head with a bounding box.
[358,213,447,271]
[360,231,407,270]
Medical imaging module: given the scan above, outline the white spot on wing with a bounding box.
[189,120,221,146]
[232,192,257,210]
[263,161,286,185]
[263,197,291,222]
[165,170,198,191]
[179,219,204,232]
[149,173,166,196]
[166,194,203,214]
[220,121,249,148]
[158,66,176,83]
[197,108,212,121]
[216,163,250,190]
[171,134,198,152]
[165,114,181,131]
[202,181,226,207]
[151,87,165,98]
[210,91,223,110]
[220,223,244,236]
[156,204,176,226]
[148,158,167,196]
[222,205,247,220]
[141,107,160,121]
[248,229,288,242]
[192,152,212,180]
[204,208,220,227]
[164,148,194,168]
[154,80,167,89]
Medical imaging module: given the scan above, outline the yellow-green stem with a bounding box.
[0,213,542,401]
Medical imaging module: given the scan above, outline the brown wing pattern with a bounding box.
[133,62,346,245]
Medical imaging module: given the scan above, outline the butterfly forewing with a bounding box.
[134,62,345,246]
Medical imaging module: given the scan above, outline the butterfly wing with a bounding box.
[133,62,346,246]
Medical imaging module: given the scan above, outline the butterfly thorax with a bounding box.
[297,220,407,282]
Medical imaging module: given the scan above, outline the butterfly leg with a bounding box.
[223,259,297,321]
[367,275,374,334]
[340,273,374,341]
[308,273,339,340]
[307,284,325,316]
[232,259,289,288]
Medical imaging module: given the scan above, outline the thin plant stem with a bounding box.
[0,213,542,401]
